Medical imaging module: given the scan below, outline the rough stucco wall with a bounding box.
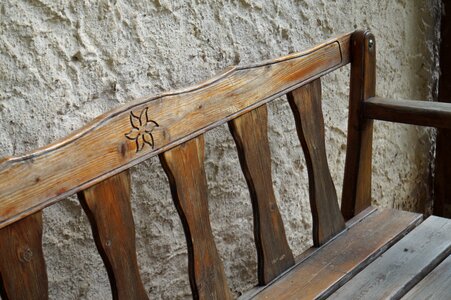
[0,0,440,299]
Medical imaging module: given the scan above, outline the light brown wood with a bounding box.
[402,254,451,299]
[330,216,451,300]
[251,208,422,300]
[364,97,451,129]
[287,78,345,246]
[78,170,148,300]
[0,33,351,230]
[341,30,376,220]
[159,136,232,300]
[0,212,48,300]
[228,105,295,285]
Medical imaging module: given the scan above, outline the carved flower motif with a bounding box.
[125,107,159,152]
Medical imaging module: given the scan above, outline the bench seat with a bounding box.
[243,207,422,299]
[1,30,451,299]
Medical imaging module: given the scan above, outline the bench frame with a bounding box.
[1,30,450,299]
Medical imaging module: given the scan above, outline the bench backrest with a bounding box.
[0,30,375,299]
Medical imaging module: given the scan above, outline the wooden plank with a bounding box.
[364,97,451,129]
[0,212,48,300]
[159,136,232,299]
[0,32,351,230]
[434,1,451,218]
[239,206,378,300]
[287,79,345,246]
[330,216,451,300]
[228,105,295,285]
[77,170,148,300]
[402,254,451,299]
[251,208,422,300]
[341,30,376,220]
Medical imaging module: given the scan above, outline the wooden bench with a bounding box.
[1,30,450,299]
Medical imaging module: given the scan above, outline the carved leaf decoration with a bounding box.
[125,107,159,152]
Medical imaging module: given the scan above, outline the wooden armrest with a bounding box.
[364,97,451,129]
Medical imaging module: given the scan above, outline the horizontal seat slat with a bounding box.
[330,215,451,300]
[250,208,422,300]
[0,32,351,230]
[401,254,451,299]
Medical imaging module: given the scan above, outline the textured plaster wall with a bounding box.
[0,1,440,299]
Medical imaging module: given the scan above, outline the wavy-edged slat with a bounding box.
[0,32,351,230]
[159,136,232,299]
[0,212,48,300]
[228,105,294,284]
[287,78,345,246]
[77,170,148,300]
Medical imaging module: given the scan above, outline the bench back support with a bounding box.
[0,31,376,299]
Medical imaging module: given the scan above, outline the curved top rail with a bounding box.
[0,32,352,229]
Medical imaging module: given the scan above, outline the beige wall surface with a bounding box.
[0,0,440,299]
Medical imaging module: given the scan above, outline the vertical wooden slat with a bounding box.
[78,170,148,300]
[287,78,345,246]
[0,212,48,300]
[434,1,451,218]
[341,30,376,220]
[228,105,295,285]
[159,136,232,300]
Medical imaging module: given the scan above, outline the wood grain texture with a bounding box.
[251,208,422,300]
[0,33,351,230]
[77,170,148,300]
[402,254,451,299]
[341,30,375,220]
[287,79,345,246]
[159,136,232,300]
[330,216,451,300]
[228,105,295,285]
[0,212,48,300]
[364,97,451,129]
[239,206,378,300]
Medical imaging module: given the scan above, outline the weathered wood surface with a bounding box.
[434,1,451,218]
[0,212,48,300]
[402,254,451,299]
[78,170,148,300]
[341,30,375,220]
[251,208,422,300]
[159,136,232,299]
[364,97,451,129]
[330,216,451,300]
[0,33,351,230]
[229,105,295,285]
[287,78,345,246]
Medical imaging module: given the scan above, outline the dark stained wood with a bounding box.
[159,136,232,300]
[402,254,451,299]
[341,30,376,220]
[250,208,422,300]
[330,216,451,300]
[0,33,352,230]
[364,97,451,129]
[434,1,451,218]
[0,212,48,300]
[239,206,378,300]
[287,79,345,246]
[78,170,148,300]
[228,105,295,285]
